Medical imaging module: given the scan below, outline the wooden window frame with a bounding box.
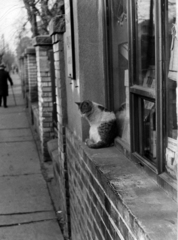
[104,0,176,199]
[129,0,163,172]
[128,0,176,199]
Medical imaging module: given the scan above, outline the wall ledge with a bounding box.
[33,35,52,46]
[25,47,36,55]
[77,140,177,240]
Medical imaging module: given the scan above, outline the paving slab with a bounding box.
[0,175,53,214]
[0,106,26,114]
[0,141,41,176]
[0,220,63,240]
[7,95,24,106]
[0,211,56,226]
[9,86,22,95]
[0,128,33,142]
[11,74,21,86]
[0,112,29,129]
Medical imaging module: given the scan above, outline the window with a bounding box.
[107,0,177,195]
[130,0,158,172]
[131,0,178,180]
[107,0,130,148]
[165,0,177,180]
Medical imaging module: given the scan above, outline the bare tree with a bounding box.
[16,37,33,60]
[22,0,39,36]
[0,40,16,70]
[22,0,64,36]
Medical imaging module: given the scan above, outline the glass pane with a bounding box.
[165,0,177,179]
[109,0,130,146]
[135,0,155,87]
[142,100,156,164]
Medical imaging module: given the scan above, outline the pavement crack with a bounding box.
[0,140,33,143]
[0,210,54,216]
[0,173,41,178]
[0,218,57,228]
[0,127,28,130]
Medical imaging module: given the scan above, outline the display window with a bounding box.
[130,0,158,172]
[165,0,177,179]
[107,0,177,193]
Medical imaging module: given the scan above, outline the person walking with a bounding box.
[0,64,13,108]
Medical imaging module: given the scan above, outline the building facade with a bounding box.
[20,0,177,240]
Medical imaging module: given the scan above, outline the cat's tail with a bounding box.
[87,141,112,149]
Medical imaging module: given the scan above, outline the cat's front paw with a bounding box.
[85,138,94,147]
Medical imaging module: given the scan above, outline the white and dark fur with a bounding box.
[76,100,117,148]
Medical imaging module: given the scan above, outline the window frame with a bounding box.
[105,0,177,200]
[129,0,165,174]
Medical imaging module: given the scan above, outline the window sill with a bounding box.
[115,137,177,201]
[82,144,177,240]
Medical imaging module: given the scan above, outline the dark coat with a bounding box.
[0,69,13,96]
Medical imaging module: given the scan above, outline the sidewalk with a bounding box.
[0,74,63,239]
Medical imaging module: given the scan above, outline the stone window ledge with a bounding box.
[81,144,177,240]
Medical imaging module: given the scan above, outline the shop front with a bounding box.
[107,0,177,199]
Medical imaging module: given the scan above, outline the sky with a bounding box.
[0,0,31,52]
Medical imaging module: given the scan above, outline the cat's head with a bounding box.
[76,100,107,117]
[75,100,93,117]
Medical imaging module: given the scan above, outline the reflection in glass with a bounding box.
[143,100,156,163]
[135,0,155,87]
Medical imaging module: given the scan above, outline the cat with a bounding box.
[75,100,117,148]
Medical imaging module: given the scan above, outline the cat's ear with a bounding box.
[98,105,107,111]
[75,102,81,108]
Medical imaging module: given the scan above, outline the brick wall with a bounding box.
[24,54,28,107]
[66,129,134,240]
[19,56,26,98]
[49,16,70,239]
[33,36,54,161]
[65,127,177,240]
[26,47,38,103]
